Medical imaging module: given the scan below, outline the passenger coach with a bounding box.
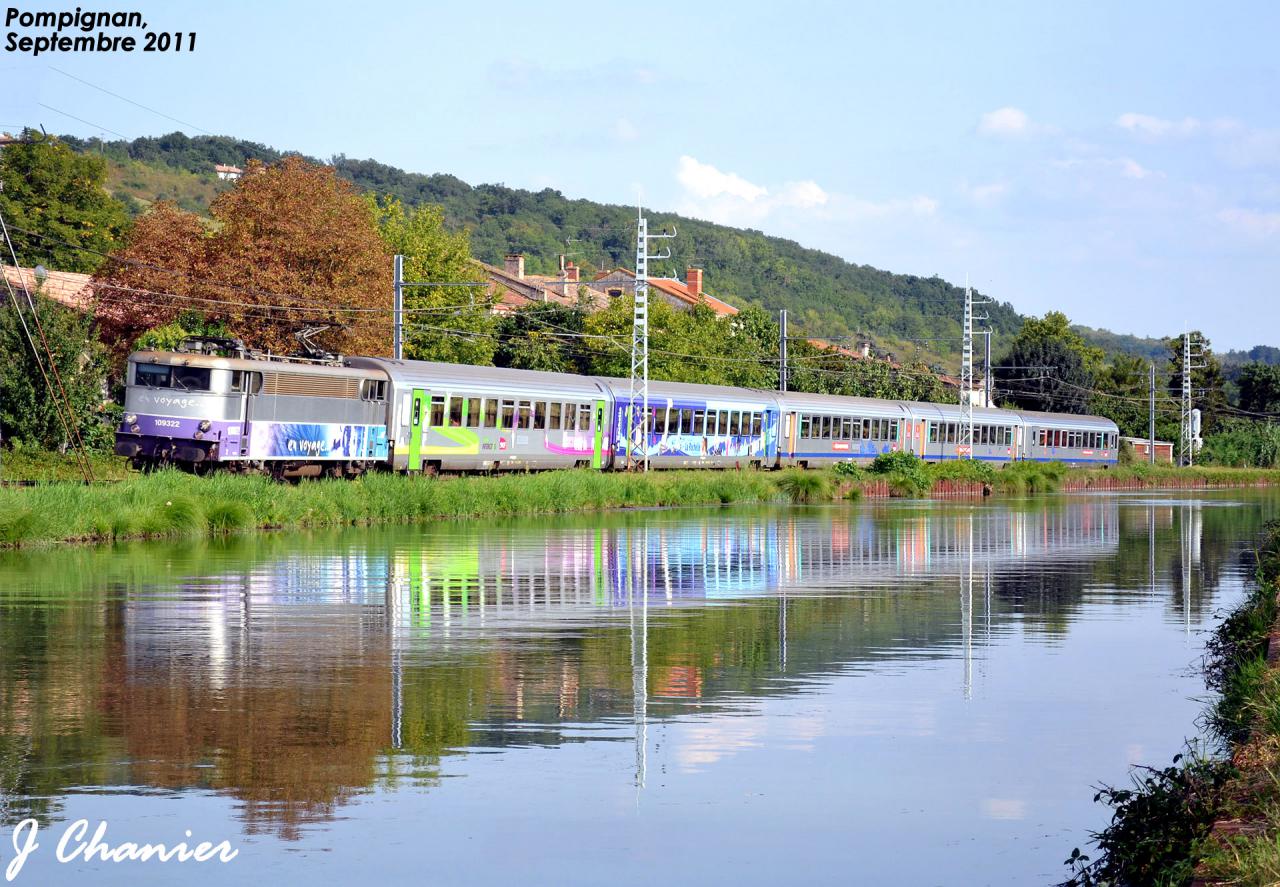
[115,345,1120,475]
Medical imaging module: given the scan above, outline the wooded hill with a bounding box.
[59,131,1272,371]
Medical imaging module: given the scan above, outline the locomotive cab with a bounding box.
[116,352,250,467]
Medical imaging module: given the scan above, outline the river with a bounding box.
[0,490,1276,885]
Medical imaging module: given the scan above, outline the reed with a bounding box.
[0,468,782,548]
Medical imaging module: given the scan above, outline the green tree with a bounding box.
[994,311,1100,413]
[0,293,110,451]
[374,197,494,365]
[494,303,588,373]
[1091,353,1150,438]
[134,310,230,352]
[1237,362,1280,417]
[0,131,131,273]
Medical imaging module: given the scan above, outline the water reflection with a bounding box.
[0,493,1267,871]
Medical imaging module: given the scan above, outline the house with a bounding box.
[1123,437,1175,464]
[592,267,738,317]
[478,254,612,314]
[2,265,95,310]
[214,164,243,181]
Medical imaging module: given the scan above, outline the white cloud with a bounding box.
[1217,207,1280,238]
[777,179,828,209]
[676,155,768,202]
[674,156,932,232]
[978,107,1032,137]
[961,180,1009,206]
[1116,112,1201,138]
[1118,157,1155,179]
[1051,155,1161,180]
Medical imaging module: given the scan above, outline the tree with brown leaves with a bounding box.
[97,157,392,356]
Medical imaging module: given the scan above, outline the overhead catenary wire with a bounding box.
[0,208,95,482]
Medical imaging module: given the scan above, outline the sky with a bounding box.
[4,0,1278,349]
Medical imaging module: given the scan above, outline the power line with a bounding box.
[35,103,130,140]
[48,66,214,135]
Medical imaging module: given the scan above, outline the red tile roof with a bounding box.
[2,265,94,311]
[592,268,738,317]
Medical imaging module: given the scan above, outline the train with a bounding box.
[113,345,1120,477]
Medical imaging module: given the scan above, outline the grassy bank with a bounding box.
[0,447,132,483]
[1061,520,1280,886]
[0,469,781,548]
[835,455,1280,499]
[3,457,1280,549]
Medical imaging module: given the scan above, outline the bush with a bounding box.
[774,470,833,503]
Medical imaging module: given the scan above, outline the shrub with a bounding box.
[774,470,833,503]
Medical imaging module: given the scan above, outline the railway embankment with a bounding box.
[1060,520,1280,886]
[2,461,1279,550]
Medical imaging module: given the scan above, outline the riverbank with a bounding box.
[1061,519,1280,886]
[4,462,1280,549]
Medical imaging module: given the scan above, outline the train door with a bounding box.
[407,388,428,471]
[1014,425,1025,461]
[592,399,606,469]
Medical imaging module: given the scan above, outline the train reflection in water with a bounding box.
[89,497,1226,837]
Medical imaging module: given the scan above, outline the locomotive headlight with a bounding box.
[198,420,211,432]
[125,413,137,425]
[130,425,140,434]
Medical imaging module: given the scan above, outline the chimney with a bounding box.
[686,266,703,296]
[504,254,525,279]
[565,261,579,283]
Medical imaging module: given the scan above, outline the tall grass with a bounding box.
[0,468,782,548]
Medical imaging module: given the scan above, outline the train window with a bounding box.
[816,416,827,439]
[717,411,729,436]
[890,422,899,442]
[448,396,464,427]
[485,399,498,428]
[516,401,532,430]
[691,410,705,435]
[681,408,694,434]
[800,415,811,437]
[463,398,479,427]
[135,364,172,387]
[532,401,546,430]
[928,423,938,443]
[751,413,762,436]
[549,402,562,430]
[500,401,514,430]
[171,367,212,391]
[578,404,592,431]
[430,395,446,427]
[734,412,745,436]
[947,423,957,444]
[361,379,387,401]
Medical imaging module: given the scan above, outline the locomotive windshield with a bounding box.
[133,363,213,391]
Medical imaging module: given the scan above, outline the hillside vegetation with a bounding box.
[63,131,1027,369]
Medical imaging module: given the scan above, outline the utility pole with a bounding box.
[983,329,993,407]
[779,309,788,393]
[628,207,674,471]
[959,279,992,459]
[1181,332,1205,467]
[393,254,404,360]
[1149,361,1156,465]
[389,256,485,362]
